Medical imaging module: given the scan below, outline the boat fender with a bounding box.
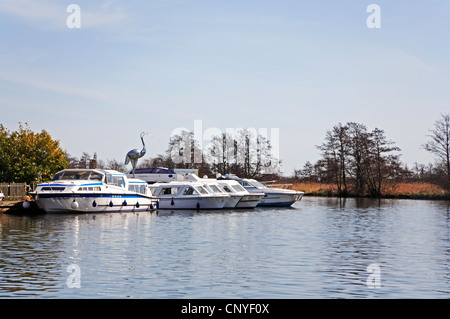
[136,202,140,208]
[171,198,174,206]
[150,204,154,210]
[196,202,200,210]
[156,201,159,209]
[92,200,97,207]
[71,200,79,209]
[109,201,113,207]
[123,200,127,206]
[23,201,30,209]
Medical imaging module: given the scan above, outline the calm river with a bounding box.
[0,197,449,299]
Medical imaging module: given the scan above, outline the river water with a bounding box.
[0,197,449,299]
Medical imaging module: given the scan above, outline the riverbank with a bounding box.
[289,182,450,200]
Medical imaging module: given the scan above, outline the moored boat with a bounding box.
[148,181,230,210]
[218,174,304,207]
[31,169,158,213]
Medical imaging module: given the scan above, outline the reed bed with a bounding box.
[288,182,449,199]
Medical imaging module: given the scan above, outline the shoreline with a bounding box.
[300,193,450,200]
[289,181,450,201]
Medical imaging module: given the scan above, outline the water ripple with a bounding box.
[1,198,449,298]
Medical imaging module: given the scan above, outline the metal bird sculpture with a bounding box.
[125,132,147,178]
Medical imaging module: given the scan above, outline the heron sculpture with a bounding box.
[125,132,147,178]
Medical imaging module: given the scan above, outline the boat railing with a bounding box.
[262,181,293,189]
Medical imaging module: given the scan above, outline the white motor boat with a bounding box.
[148,181,230,210]
[219,174,304,207]
[31,169,158,213]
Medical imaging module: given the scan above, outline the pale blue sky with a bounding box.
[1,0,449,174]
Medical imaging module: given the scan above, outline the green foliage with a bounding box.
[0,123,68,183]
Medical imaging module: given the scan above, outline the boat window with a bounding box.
[195,186,208,195]
[209,185,222,194]
[106,174,125,188]
[183,187,197,196]
[77,186,101,191]
[240,180,251,187]
[161,187,180,195]
[52,172,64,180]
[232,184,246,192]
[90,173,103,181]
[129,184,146,194]
[222,185,232,193]
[42,187,65,191]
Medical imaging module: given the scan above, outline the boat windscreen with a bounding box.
[209,185,223,194]
[53,171,102,181]
[222,185,233,193]
[196,186,209,195]
[248,180,267,188]
[232,184,246,192]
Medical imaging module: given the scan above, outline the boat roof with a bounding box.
[131,167,176,175]
[217,173,243,181]
[55,168,126,176]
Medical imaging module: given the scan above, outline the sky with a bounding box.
[1,0,449,175]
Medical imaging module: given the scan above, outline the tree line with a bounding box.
[132,128,280,179]
[1,114,449,196]
[294,114,450,195]
[65,128,280,180]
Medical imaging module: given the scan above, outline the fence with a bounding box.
[0,183,29,200]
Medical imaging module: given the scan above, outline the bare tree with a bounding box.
[423,113,450,190]
[208,129,279,179]
[166,130,211,176]
[347,122,368,196]
[208,132,235,175]
[316,122,402,197]
[317,123,350,196]
[363,128,401,197]
[106,159,126,172]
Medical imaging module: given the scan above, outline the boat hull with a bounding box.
[255,191,304,207]
[35,193,158,213]
[223,194,242,209]
[235,194,264,208]
[157,196,228,210]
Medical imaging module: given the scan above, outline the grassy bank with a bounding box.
[289,182,450,200]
